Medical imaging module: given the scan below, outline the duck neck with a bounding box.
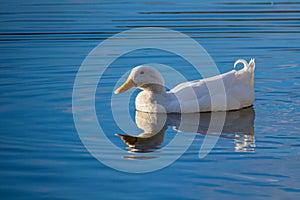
[140,83,166,94]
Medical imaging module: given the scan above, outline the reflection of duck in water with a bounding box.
[116,107,255,153]
[116,110,167,153]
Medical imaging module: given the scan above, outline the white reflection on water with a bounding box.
[116,107,255,157]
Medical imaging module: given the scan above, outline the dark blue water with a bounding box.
[1,0,300,199]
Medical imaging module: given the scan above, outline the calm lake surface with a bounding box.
[1,0,300,199]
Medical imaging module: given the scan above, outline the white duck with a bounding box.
[114,59,255,113]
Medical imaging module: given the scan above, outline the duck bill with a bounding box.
[114,78,136,94]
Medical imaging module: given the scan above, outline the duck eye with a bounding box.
[140,71,144,74]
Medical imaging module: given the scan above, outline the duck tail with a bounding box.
[234,58,255,73]
[248,58,255,72]
[234,58,255,88]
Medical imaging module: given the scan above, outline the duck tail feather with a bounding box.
[234,58,255,72]
[234,59,249,70]
[248,58,255,72]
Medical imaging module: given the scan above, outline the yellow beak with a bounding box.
[114,78,137,94]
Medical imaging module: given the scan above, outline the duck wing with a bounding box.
[168,59,255,112]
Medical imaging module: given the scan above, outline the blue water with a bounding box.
[1,0,300,199]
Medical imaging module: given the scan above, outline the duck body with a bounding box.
[115,59,255,113]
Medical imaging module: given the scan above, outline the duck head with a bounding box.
[114,66,165,94]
